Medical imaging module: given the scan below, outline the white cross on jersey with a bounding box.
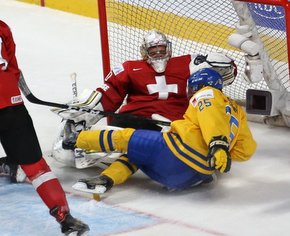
[147,75,178,99]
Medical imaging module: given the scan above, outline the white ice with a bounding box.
[1,0,290,235]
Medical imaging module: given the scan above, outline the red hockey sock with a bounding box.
[20,158,69,213]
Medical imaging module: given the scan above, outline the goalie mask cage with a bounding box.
[97,0,290,103]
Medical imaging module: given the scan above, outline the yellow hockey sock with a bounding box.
[112,128,135,152]
[76,128,135,153]
[102,155,137,185]
[76,130,115,152]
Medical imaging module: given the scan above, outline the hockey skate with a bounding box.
[0,157,27,183]
[72,175,114,194]
[50,206,89,236]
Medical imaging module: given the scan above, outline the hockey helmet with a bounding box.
[140,30,172,73]
[188,68,223,97]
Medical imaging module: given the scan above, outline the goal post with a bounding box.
[97,0,290,126]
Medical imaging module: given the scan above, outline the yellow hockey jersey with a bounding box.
[163,86,257,175]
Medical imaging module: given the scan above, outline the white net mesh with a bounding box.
[101,0,289,102]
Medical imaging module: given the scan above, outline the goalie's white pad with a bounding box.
[243,55,263,83]
[228,33,259,56]
[51,89,104,128]
[228,33,263,83]
[74,148,122,169]
[228,24,264,84]
[51,123,123,169]
[51,124,76,167]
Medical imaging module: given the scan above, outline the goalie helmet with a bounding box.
[190,52,237,86]
[140,30,172,73]
[187,68,223,97]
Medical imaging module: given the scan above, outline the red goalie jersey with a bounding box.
[97,54,193,121]
[0,20,22,109]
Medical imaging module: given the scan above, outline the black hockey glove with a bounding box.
[207,135,231,173]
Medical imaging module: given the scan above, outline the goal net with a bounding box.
[97,0,289,121]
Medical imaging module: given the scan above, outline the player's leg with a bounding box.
[74,154,137,194]
[74,128,208,193]
[72,116,164,194]
[101,116,161,185]
[78,129,209,190]
[127,130,214,190]
[73,128,137,193]
[0,105,89,235]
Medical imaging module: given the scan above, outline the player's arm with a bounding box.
[229,109,257,161]
[194,88,231,143]
[207,135,231,173]
[97,63,130,112]
[0,21,20,77]
[193,88,232,173]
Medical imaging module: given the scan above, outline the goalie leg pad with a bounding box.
[74,148,122,169]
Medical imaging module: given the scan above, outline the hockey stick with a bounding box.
[18,71,171,126]
[70,72,78,104]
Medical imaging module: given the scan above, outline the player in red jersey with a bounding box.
[97,46,191,122]
[0,20,89,235]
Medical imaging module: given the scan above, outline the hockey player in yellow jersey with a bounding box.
[71,66,256,193]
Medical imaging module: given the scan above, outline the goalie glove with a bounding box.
[190,53,237,87]
[207,135,231,173]
[51,89,104,128]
